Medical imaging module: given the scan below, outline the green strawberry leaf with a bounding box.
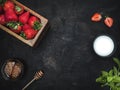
[15,5,22,12]
[20,31,26,39]
[6,21,18,30]
[34,21,42,30]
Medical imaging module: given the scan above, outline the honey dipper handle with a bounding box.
[22,78,36,90]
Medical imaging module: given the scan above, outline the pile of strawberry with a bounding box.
[0,0,42,39]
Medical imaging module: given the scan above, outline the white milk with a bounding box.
[93,35,114,57]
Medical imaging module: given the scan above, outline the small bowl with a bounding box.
[1,59,24,80]
[93,35,116,57]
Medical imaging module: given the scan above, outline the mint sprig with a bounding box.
[96,58,120,90]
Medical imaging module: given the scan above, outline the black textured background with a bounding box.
[0,0,120,90]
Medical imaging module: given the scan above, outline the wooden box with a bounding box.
[0,0,48,47]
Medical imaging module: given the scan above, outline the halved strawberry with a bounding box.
[19,11,30,24]
[0,14,6,25]
[3,0,14,11]
[28,16,42,30]
[15,5,24,15]
[104,17,113,27]
[6,21,22,34]
[91,13,102,22]
[20,28,37,39]
[5,9,18,22]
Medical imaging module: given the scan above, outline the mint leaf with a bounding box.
[96,58,120,90]
[109,70,113,76]
[101,71,108,77]
[113,66,118,76]
[112,76,120,83]
[113,58,120,69]
[107,76,113,82]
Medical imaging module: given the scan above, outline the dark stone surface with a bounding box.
[0,0,120,90]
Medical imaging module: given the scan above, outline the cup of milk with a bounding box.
[93,35,116,57]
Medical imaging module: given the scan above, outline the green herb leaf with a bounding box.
[96,58,120,90]
[113,66,118,76]
[109,70,113,76]
[113,58,120,69]
[101,71,108,77]
[107,76,113,82]
[112,76,120,83]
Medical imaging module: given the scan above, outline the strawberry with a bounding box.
[91,13,102,22]
[22,24,32,31]
[0,14,6,25]
[0,5,3,14]
[28,16,42,30]
[104,17,113,27]
[19,11,30,24]
[15,5,24,15]
[3,0,14,11]
[21,28,37,39]
[5,9,18,22]
[6,21,22,34]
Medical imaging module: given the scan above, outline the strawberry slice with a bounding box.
[91,13,102,22]
[0,14,6,25]
[28,16,42,30]
[104,17,113,27]
[19,11,30,24]
[20,29,37,39]
[15,5,24,15]
[6,21,22,34]
[3,0,15,11]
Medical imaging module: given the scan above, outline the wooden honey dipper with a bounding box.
[22,70,44,90]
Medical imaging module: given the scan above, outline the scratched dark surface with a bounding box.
[0,0,120,90]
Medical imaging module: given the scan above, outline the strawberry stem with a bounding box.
[34,21,42,30]
[6,21,21,30]
[15,5,22,12]
[20,31,26,39]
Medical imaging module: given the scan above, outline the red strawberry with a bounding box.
[11,25,22,34]
[19,11,30,24]
[6,21,22,34]
[3,0,15,11]
[5,9,18,22]
[28,16,42,30]
[15,5,24,15]
[22,24,32,31]
[91,13,102,22]
[22,29,37,39]
[0,5,3,14]
[104,17,113,27]
[0,14,6,25]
